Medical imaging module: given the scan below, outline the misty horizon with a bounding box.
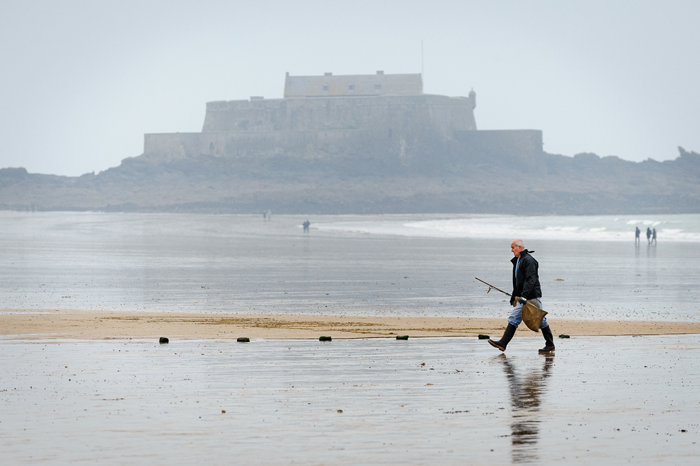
[1,1,699,176]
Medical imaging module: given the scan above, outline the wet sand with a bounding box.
[2,336,698,464]
[2,309,700,340]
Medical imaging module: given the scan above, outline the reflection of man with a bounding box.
[488,239,555,353]
[499,354,555,464]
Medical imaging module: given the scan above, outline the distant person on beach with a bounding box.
[635,226,640,245]
[303,220,310,233]
[646,227,652,244]
[652,228,657,245]
[488,239,555,354]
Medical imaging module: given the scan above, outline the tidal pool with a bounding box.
[1,335,698,464]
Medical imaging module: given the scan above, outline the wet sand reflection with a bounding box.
[498,354,555,464]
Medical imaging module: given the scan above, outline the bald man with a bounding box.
[488,239,555,353]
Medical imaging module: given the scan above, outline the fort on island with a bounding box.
[1,71,697,215]
[142,71,543,165]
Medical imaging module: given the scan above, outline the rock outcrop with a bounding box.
[1,147,698,215]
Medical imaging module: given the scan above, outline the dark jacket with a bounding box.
[510,250,542,305]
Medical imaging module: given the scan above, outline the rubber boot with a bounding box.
[488,324,517,352]
[539,325,555,353]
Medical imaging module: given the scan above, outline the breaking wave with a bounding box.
[316,214,700,242]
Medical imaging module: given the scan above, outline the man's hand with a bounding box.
[512,296,520,307]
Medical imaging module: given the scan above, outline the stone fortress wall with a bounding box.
[143,71,542,165]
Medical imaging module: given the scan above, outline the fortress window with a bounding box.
[348,84,355,92]
[374,84,382,91]
[322,85,329,91]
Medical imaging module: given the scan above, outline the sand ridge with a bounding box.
[2,309,699,340]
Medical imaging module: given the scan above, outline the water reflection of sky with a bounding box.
[2,336,698,464]
[1,212,699,321]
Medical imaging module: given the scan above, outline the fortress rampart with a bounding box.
[201,94,476,135]
[143,72,542,166]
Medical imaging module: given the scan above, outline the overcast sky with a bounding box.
[1,0,699,176]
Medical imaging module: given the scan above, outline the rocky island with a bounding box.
[1,71,698,214]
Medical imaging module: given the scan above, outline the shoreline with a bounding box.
[2,309,700,341]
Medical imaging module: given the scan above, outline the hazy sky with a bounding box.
[1,0,699,176]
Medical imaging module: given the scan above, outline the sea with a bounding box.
[1,211,698,321]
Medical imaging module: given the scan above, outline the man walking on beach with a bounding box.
[635,226,640,245]
[488,239,555,354]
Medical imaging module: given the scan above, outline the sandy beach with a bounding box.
[3,213,700,463]
[2,309,699,340]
